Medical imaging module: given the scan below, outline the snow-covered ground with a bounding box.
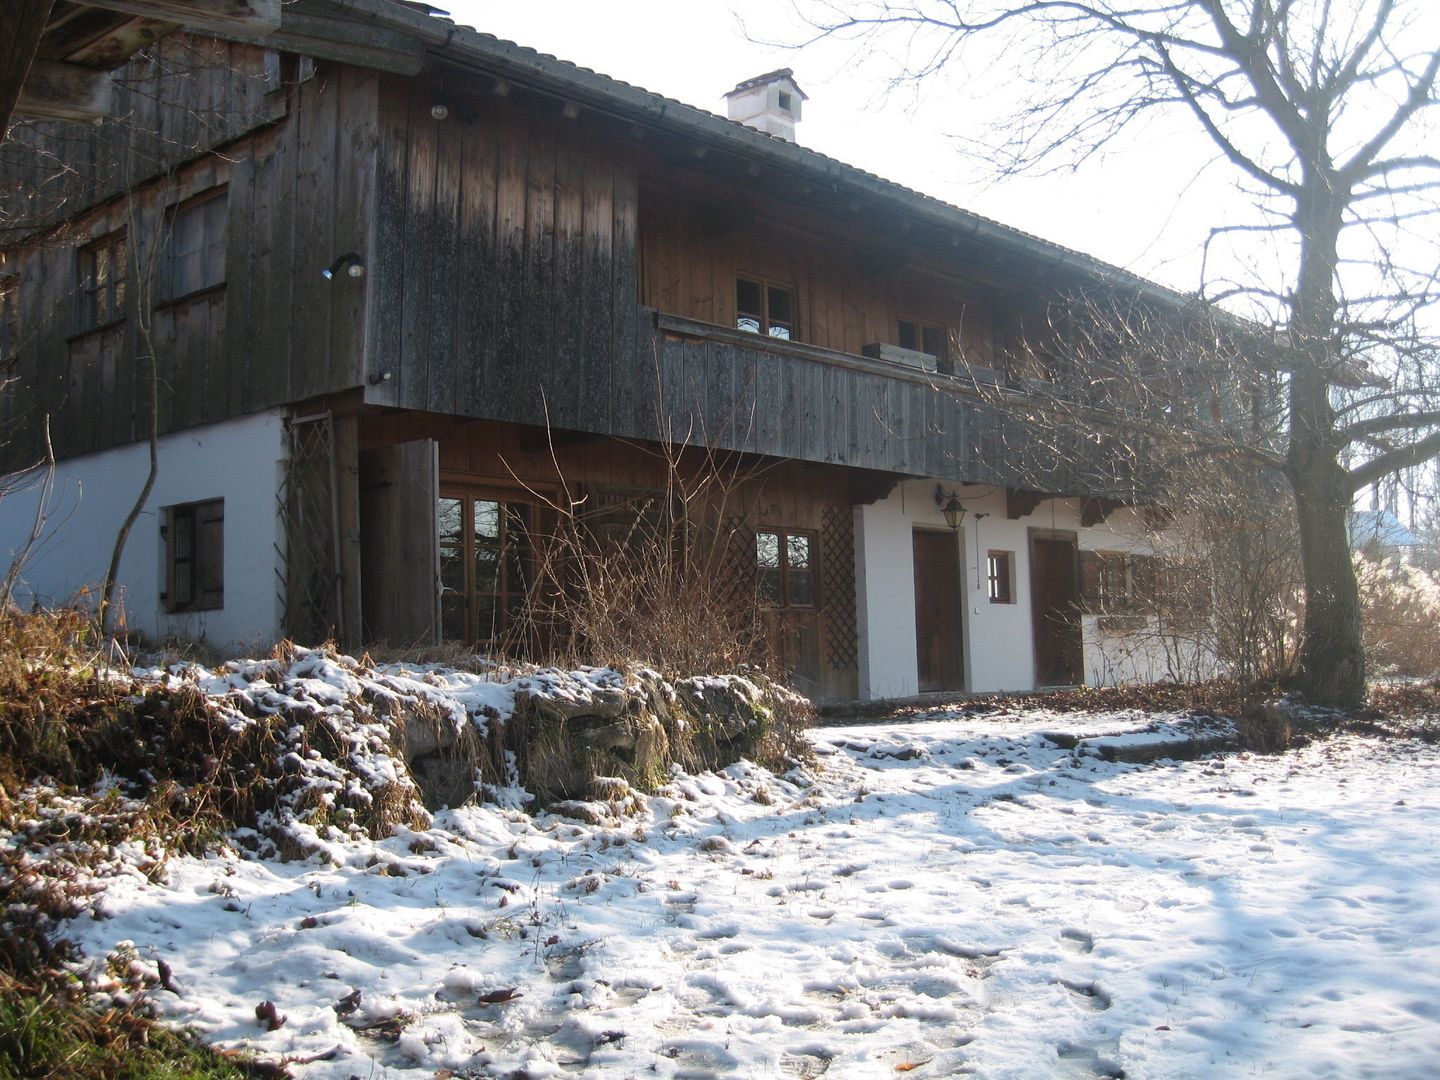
[63,709,1440,1078]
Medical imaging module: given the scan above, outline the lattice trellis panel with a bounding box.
[716,514,758,611]
[278,412,340,645]
[820,503,858,671]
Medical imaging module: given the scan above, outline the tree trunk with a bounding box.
[1286,171,1365,708]
[1291,460,1365,706]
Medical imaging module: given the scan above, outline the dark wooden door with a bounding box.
[1031,532,1082,686]
[359,439,440,645]
[913,529,963,692]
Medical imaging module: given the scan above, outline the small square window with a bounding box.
[736,276,797,340]
[77,231,127,332]
[987,550,1013,604]
[898,317,946,360]
[163,498,224,612]
[163,188,228,301]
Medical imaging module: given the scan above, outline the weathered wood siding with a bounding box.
[1,54,380,469]
[368,75,640,434]
[645,316,1092,493]
[0,36,284,244]
[637,183,998,365]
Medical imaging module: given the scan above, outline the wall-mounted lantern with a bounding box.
[321,252,365,280]
[934,484,967,530]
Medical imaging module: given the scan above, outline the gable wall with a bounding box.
[1,46,382,470]
[365,72,641,435]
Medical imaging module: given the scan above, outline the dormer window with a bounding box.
[777,91,793,112]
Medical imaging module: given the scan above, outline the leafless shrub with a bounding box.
[1355,550,1440,678]
[1236,701,1295,754]
[502,442,771,682]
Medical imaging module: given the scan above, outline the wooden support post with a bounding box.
[333,410,363,648]
[0,0,53,134]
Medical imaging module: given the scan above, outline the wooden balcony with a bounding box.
[636,312,1135,497]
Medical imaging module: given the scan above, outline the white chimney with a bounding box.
[724,69,807,142]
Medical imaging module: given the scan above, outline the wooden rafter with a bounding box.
[0,0,55,133]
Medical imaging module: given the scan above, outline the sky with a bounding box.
[441,0,1244,296]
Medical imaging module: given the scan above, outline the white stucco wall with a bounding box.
[854,483,1199,698]
[0,411,287,650]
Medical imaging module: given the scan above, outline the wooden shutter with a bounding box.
[359,439,439,645]
[196,500,225,609]
[1078,550,1103,613]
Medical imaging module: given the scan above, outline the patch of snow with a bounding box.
[31,708,1440,1077]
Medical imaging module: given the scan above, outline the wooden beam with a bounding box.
[245,10,427,76]
[1006,488,1045,520]
[0,0,53,135]
[78,0,281,36]
[1080,497,1124,527]
[15,58,113,123]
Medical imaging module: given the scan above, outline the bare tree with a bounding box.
[780,0,1440,706]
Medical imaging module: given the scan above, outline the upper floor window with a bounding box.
[898,318,944,360]
[757,529,815,607]
[0,275,18,361]
[77,231,126,332]
[164,188,228,301]
[736,277,795,340]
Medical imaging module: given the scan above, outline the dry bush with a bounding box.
[1355,550,1440,678]
[1236,700,1295,753]
[1,618,428,858]
[507,449,771,682]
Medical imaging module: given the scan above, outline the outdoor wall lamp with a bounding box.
[321,252,365,280]
[934,485,967,530]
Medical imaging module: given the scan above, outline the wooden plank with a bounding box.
[398,81,437,410]
[329,64,377,394]
[611,162,640,435]
[81,0,281,34]
[579,149,614,432]
[425,85,461,415]
[549,136,586,432]
[358,438,439,645]
[250,91,294,410]
[222,135,258,418]
[705,337,736,448]
[457,105,497,411]
[367,76,409,408]
[491,117,527,424]
[333,410,362,648]
[519,121,556,429]
[289,70,338,402]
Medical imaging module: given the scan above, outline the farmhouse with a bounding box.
[1,0,1197,701]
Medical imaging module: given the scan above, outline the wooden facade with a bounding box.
[0,1,1188,697]
[1,38,379,467]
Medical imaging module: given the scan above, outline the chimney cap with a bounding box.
[724,68,809,101]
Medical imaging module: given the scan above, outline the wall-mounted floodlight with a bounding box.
[322,252,365,280]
